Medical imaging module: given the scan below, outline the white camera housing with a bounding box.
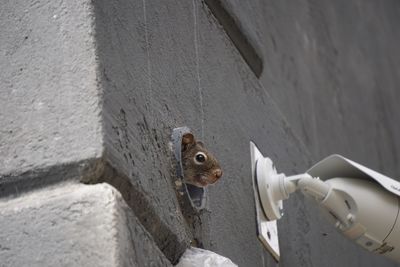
[307,155,400,260]
[250,142,400,263]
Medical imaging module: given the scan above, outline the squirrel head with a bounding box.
[181,133,223,187]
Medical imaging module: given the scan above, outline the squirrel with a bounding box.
[181,133,223,187]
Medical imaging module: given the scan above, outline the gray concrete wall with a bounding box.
[1,0,400,266]
[221,0,400,174]
[216,0,400,266]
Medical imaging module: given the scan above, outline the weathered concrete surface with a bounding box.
[82,161,191,264]
[0,0,103,176]
[93,0,400,266]
[93,0,313,266]
[0,182,171,267]
[0,0,190,264]
[92,1,194,262]
[2,0,400,266]
[209,0,400,266]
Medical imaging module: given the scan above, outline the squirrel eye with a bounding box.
[194,152,207,164]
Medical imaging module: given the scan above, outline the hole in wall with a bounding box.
[171,127,207,211]
[185,184,206,208]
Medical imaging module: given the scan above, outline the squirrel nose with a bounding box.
[213,169,223,179]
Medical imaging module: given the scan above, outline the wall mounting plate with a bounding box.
[250,142,280,261]
[256,156,283,221]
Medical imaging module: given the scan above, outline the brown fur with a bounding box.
[181,133,222,187]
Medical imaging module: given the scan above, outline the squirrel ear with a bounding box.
[182,133,195,150]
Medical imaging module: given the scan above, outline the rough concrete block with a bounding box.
[0,0,103,176]
[0,182,171,267]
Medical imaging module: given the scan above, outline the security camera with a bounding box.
[250,142,400,263]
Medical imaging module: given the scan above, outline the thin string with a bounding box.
[192,0,204,139]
